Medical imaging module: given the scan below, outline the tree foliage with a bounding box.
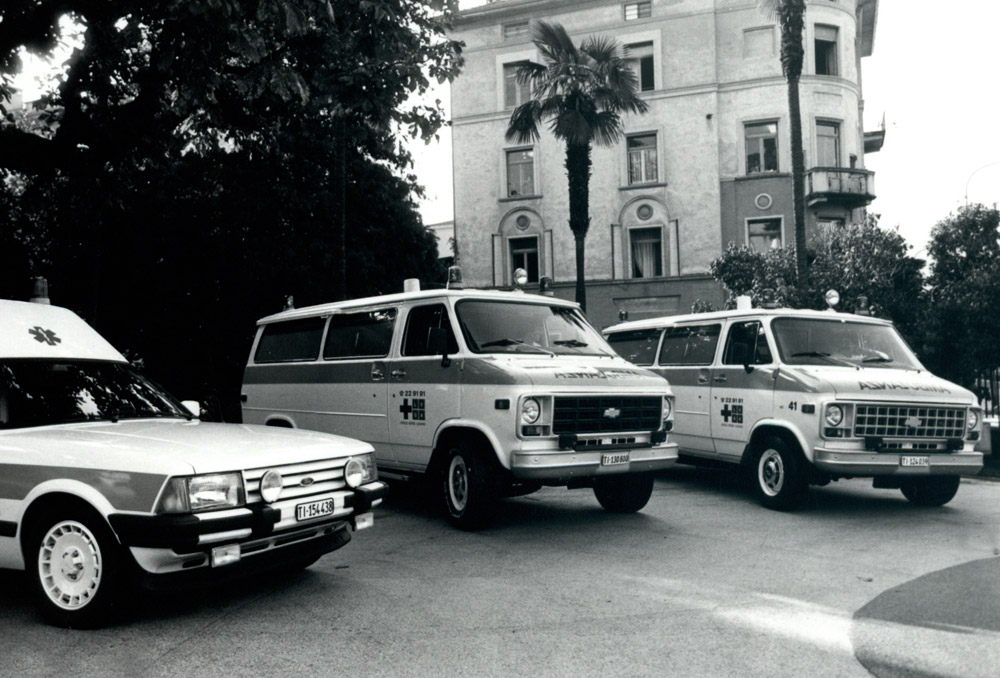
[711,217,925,337]
[0,0,463,419]
[923,204,1000,388]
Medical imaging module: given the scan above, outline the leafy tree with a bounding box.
[759,0,807,282]
[0,1,463,419]
[710,217,925,339]
[505,21,648,311]
[923,204,1000,390]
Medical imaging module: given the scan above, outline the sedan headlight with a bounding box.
[157,472,245,514]
[344,453,377,488]
[521,398,541,425]
[825,404,844,427]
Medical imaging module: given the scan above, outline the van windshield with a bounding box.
[0,360,190,429]
[456,300,615,356]
[771,318,922,370]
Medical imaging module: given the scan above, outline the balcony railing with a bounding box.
[806,167,876,209]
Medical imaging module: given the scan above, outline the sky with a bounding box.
[413,0,1000,257]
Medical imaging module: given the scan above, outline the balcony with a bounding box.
[806,167,876,209]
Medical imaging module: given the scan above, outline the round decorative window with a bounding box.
[755,193,773,210]
[636,204,654,221]
[515,214,531,230]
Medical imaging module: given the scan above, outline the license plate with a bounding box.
[296,498,335,521]
[601,452,630,466]
[900,456,930,467]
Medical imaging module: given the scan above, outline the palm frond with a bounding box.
[505,100,543,144]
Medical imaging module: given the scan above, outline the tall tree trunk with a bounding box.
[788,71,807,283]
[332,114,347,301]
[565,142,592,311]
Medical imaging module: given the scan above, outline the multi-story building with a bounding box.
[448,0,881,328]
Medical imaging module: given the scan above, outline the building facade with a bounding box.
[449,0,880,328]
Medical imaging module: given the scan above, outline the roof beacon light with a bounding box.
[30,276,50,305]
[446,266,464,290]
[825,289,840,311]
[513,267,528,288]
[404,278,421,293]
[736,295,752,311]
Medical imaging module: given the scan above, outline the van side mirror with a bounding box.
[181,400,201,418]
[428,327,451,368]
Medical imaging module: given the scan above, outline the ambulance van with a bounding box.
[241,283,678,529]
[603,305,984,510]
[0,298,387,627]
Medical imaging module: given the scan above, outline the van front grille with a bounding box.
[553,396,661,434]
[854,405,965,439]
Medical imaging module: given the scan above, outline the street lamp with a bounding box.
[964,161,1000,204]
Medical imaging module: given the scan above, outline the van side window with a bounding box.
[659,324,721,365]
[323,309,397,359]
[254,317,325,363]
[722,321,772,365]
[606,329,661,366]
[402,304,458,357]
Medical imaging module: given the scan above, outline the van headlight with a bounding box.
[967,410,980,430]
[156,473,245,514]
[521,398,541,424]
[825,404,844,427]
[662,396,673,421]
[344,454,377,488]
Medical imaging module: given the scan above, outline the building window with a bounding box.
[503,21,529,40]
[743,26,774,58]
[509,236,539,283]
[747,218,782,251]
[625,42,655,92]
[630,227,663,278]
[817,217,845,230]
[506,148,535,197]
[623,1,651,21]
[503,62,531,109]
[816,121,840,167]
[815,25,838,76]
[627,133,658,185]
[745,121,778,174]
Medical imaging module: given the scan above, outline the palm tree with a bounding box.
[761,0,808,283]
[505,21,648,311]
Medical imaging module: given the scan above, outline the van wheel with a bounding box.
[29,510,123,628]
[593,473,655,513]
[442,442,500,530]
[900,476,961,507]
[751,436,807,511]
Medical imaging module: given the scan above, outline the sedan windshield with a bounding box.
[456,300,614,356]
[0,360,190,429]
[771,318,922,370]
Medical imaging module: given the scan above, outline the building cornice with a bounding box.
[456,0,611,27]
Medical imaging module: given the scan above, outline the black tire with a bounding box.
[441,440,501,530]
[593,473,655,513]
[900,476,961,507]
[28,508,124,628]
[750,435,808,511]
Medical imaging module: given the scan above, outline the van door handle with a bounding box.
[371,368,384,381]
[697,375,710,384]
[391,369,407,378]
[713,375,727,383]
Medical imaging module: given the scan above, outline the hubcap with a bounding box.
[38,521,102,611]
[759,449,784,497]
[448,455,468,512]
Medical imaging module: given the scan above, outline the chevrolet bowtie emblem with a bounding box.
[300,477,315,487]
[603,407,622,419]
[904,416,922,429]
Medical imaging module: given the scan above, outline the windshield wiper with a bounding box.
[553,339,589,347]
[790,351,855,367]
[480,338,555,356]
[862,352,893,364]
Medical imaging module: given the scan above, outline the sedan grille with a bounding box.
[854,405,966,439]
[553,396,661,434]
[243,458,348,505]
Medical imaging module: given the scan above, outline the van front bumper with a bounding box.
[813,448,983,476]
[510,441,678,480]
